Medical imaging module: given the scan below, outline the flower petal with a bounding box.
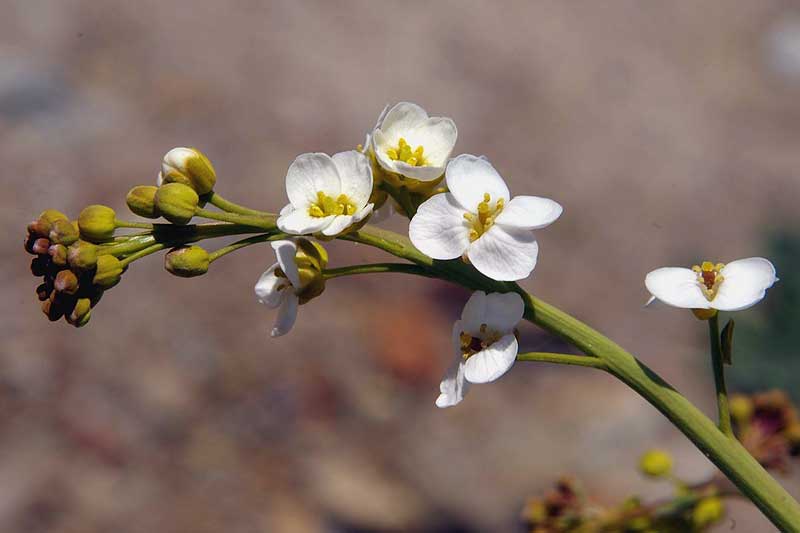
[271,292,298,337]
[406,117,457,167]
[436,321,470,408]
[467,225,539,281]
[392,161,446,182]
[644,267,710,309]
[320,214,353,236]
[254,264,287,308]
[713,258,778,311]
[271,240,299,288]
[460,291,488,333]
[277,208,335,235]
[285,152,341,208]
[351,203,374,224]
[463,333,518,384]
[446,154,510,211]
[379,101,429,138]
[371,129,398,174]
[408,193,470,260]
[332,150,373,207]
[484,292,525,332]
[495,196,563,230]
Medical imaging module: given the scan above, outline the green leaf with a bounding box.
[721,318,735,365]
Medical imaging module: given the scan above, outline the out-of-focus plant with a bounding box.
[22,102,800,530]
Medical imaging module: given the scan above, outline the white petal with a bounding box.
[379,101,429,138]
[392,161,446,182]
[279,203,294,216]
[332,150,373,207]
[446,154,510,211]
[467,225,539,281]
[371,129,399,174]
[271,240,300,288]
[277,208,335,235]
[712,258,778,311]
[644,267,710,309]
[321,214,354,236]
[463,333,518,384]
[408,193,470,260]
[156,172,164,186]
[460,291,488,333]
[285,153,341,208]
[254,264,287,308]
[484,292,525,332]
[271,293,298,337]
[436,321,470,408]
[495,196,563,230]
[405,117,457,167]
[351,203,374,224]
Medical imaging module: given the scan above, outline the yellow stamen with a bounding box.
[465,193,505,242]
[692,260,726,301]
[386,137,427,167]
[460,323,503,359]
[308,191,358,218]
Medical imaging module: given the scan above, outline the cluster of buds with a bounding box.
[521,451,726,532]
[731,390,800,471]
[24,209,123,327]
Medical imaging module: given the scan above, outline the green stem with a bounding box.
[208,233,286,262]
[709,314,733,437]
[341,224,800,531]
[115,220,154,230]
[195,207,277,230]
[207,192,271,217]
[516,351,607,370]
[323,263,436,280]
[118,243,165,267]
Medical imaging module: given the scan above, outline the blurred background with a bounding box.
[3,1,800,531]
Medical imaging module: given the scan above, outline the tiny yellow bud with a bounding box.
[67,241,98,271]
[78,205,117,242]
[67,297,92,327]
[638,449,673,478]
[126,185,160,218]
[729,394,754,423]
[294,238,328,271]
[93,255,124,289]
[48,218,79,246]
[692,497,724,527]
[160,147,217,195]
[154,183,199,225]
[165,245,210,277]
[54,270,79,295]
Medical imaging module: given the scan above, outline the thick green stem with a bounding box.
[342,225,800,531]
[194,207,277,230]
[517,351,607,370]
[118,243,165,267]
[208,233,287,262]
[708,314,733,437]
[207,192,271,217]
[323,263,436,280]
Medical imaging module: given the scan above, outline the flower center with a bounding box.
[308,191,357,218]
[386,137,427,167]
[460,323,502,360]
[463,193,505,242]
[692,261,725,301]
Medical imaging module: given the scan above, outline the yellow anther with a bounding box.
[308,191,357,218]
[406,156,418,166]
[309,205,325,217]
[466,192,505,241]
[386,148,398,160]
[483,193,491,203]
[386,137,427,167]
[692,260,726,301]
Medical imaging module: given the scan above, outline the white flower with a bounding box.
[277,151,374,237]
[436,291,524,408]
[409,154,563,281]
[371,102,457,182]
[645,257,778,312]
[254,240,303,337]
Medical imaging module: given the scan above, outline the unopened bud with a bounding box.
[48,244,68,266]
[67,241,98,271]
[31,237,50,254]
[295,238,329,272]
[30,256,49,277]
[78,205,117,242]
[638,449,673,478]
[67,298,92,327]
[35,282,51,301]
[54,270,79,295]
[692,497,724,527]
[155,183,199,225]
[165,245,209,277]
[29,209,69,237]
[41,298,63,322]
[159,147,216,195]
[48,218,79,246]
[126,185,160,218]
[729,394,754,423]
[92,255,123,289]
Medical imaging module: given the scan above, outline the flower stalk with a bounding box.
[708,314,734,438]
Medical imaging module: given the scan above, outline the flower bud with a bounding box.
[48,244,68,266]
[638,449,673,478]
[164,245,209,277]
[92,255,123,289]
[729,394,754,423]
[78,205,117,242]
[29,209,68,237]
[126,185,160,218]
[294,238,329,272]
[48,218,79,246]
[692,497,724,527]
[159,147,216,195]
[66,297,92,327]
[31,237,50,255]
[691,308,718,321]
[30,256,49,277]
[155,183,199,225]
[36,281,52,301]
[41,298,63,321]
[67,241,98,271]
[54,269,79,295]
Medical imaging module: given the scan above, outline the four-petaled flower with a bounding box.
[436,291,524,408]
[277,151,374,237]
[645,257,778,312]
[409,154,563,281]
[254,240,305,337]
[371,102,457,182]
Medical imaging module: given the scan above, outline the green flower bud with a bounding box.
[67,241,98,271]
[48,218,79,246]
[729,394,754,423]
[692,497,724,527]
[29,209,69,237]
[164,245,209,277]
[92,255,123,289]
[48,244,68,266]
[638,449,673,478]
[295,238,329,272]
[126,185,160,218]
[54,269,79,295]
[78,205,117,242]
[155,183,199,225]
[159,147,216,195]
[31,237,50,254]
[67,297,92,327]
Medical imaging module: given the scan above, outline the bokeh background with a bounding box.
[3,1,800,531]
